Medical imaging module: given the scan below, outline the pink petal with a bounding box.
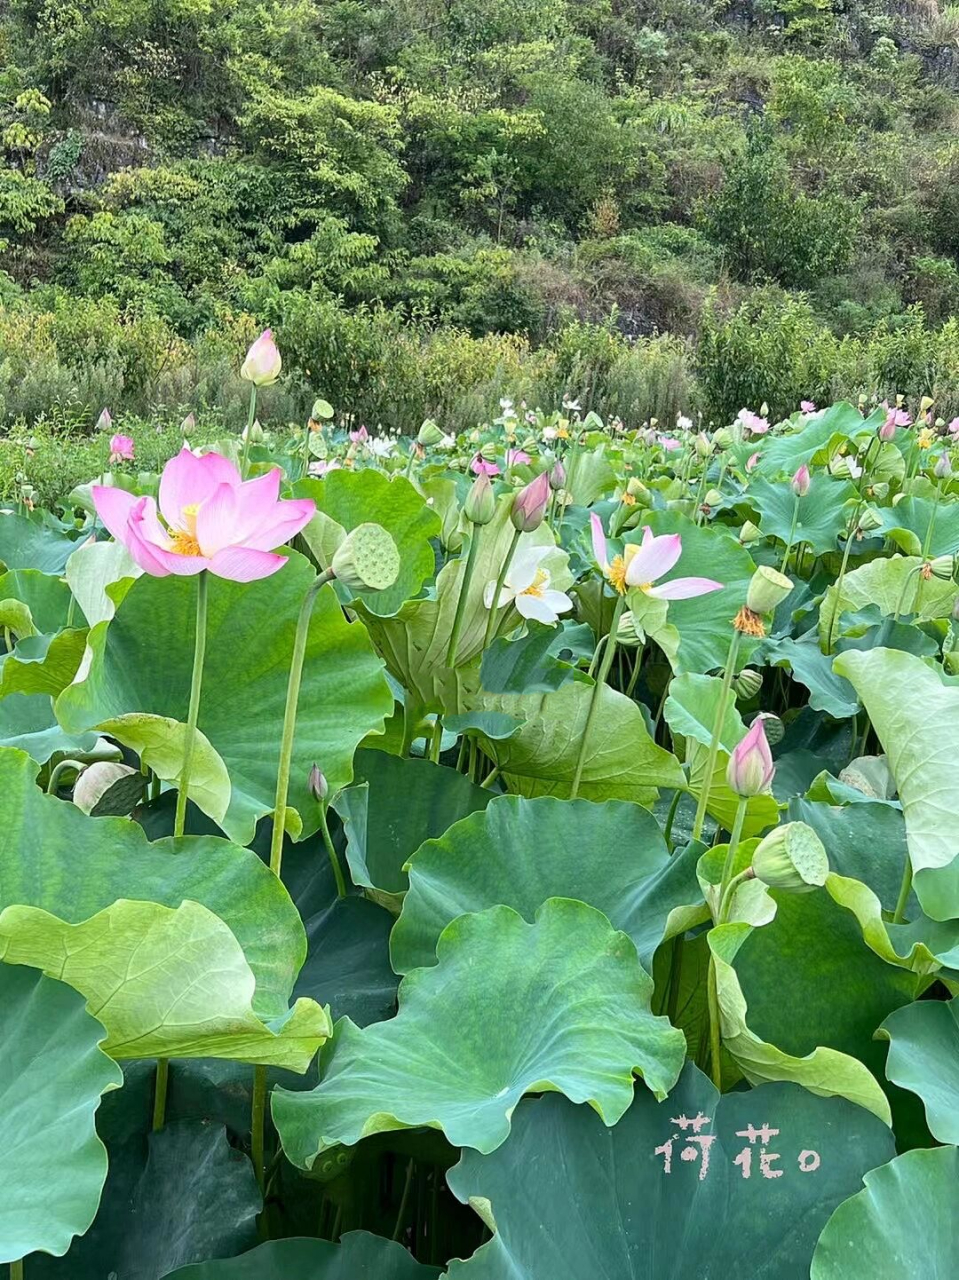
[159,449,240,527]
[232,468,281,535]
[208,546,288,582]
[92,486,139,543]
[625,531,682,586]
[196,482,241,557]
[590,512,608,570]
[646,576,723,600]
[242,498,316,552]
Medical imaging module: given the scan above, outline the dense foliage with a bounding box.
[6,1,959,430]
[5,368,959,1274]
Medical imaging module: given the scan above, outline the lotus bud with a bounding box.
[739,520,762,545]
[615,609,643,648]
[308,763,329,802]
[510,470,551,532]
[878,418,896,442]
[73,761,144,817]
[95,407,112,433]
[759,402,769,418]
[751,822,828,893]
[733,668,763,700]
[858,392,868,408]
[241,329,281,386]
[180,412,196,437]
[726,718,775,797]
[791,464,811,497]
[417,419,445,447]
[331,523,400,593]
[548,460,566,491]
[746,565,793,615]
[934,453,952,479]
[464,472,496,525]
[694,431,713,457]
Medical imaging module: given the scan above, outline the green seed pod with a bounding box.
[733,668,763,700]
[417,419,445,447]
[746,565,793,614]
[332,522,400,593]
[929,554,954,581]
[703,488,722,507]
[857,508,883,533]
[751,822,829,893]
[755,711,784,746]
[739,520,762,545]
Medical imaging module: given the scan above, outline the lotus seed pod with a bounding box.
[751,822,829,893]
[417,419,445,447]
[746,565,793,614]
[929,554,955,581]
[739,520,762,545]
[754,710,784,746]
[704,488,722,507]
[73,761,144,817]
[733,668,763,700]
[857,508,883,533]
[332,523,400,593]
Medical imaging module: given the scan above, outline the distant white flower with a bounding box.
[438,432,456,450]
[484,545,573,626]
[542,425,558,441]
[676,414,693,432]
[366,436,396,459]
[308,459,341,477]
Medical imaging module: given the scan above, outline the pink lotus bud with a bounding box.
[308,762,328,802]
[464,471,496,525]
[349,425,369,444]
[108,434,135,465]
[726,717,775,797]
[549,460,566,491]
[745,452,760,472]
[935,453,953,479]
[510,470,551,532]
[878,419,896,442]
[95,408,112,433]
[790,464,810,497]
[240,329,281,386]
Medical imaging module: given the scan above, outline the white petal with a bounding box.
[516,593,559,624]
[509,544,549,592]
[542,589,573,615]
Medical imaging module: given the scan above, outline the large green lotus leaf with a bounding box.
[0,692,98,762]
[332,750,490,906]
[65,538,141,625]
[750,475,857,557]
[273,900,686,1166]
[878,997,959,1143]
[166,1232,441,1278]
[479,619,582,695]
[0,567,74,631]
[763,636,859,719]
[95,713,230,827]
[734,890,919,1092]
[624,513,758,675]
[822,873,959,975]
[566,445,616,505]
[0,747,305,1017]
[756,402,882,477]
[358,498,571,710]
[789,796,907,910]
[31,1120,260,1279]
[295,470,441,616]
[0,509,80,573]
[474,679,684,803]
[820,555,955,644]
[874,494,959,557]
[1,626,87,696]
[57,551,393,845]
[0,964,121,1264]
[0,899,331,1070]
[810,1146,959,1279]
[446,1063,896,1279]
[834,647,959,874]
[390,794,695,974]
[709,922,892,1122]
[665,673,780,837]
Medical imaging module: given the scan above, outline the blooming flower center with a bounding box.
[607,556,628,594]
[520,568,550,599]
[168,503,201,556]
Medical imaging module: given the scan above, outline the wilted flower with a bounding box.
[240,329,281,387]
[510,471,551,533]
[180,412,196,437]
[93,448,315,581]
[471,454,500,477]
[483,545,572,625]
[109,434,135,465]
[726,717,775,797]
[790,464,810,497]
[590,515,722,600]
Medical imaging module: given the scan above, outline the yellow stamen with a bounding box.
[607,556,628,595]
[622,493,636,507]
[521,568,549,600]
[169,529,201,556]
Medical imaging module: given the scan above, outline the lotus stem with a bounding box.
[892,857,913,926]
[707,954,723,1089]
[46,758,86,795]
[152,1058,169,1132]
[825,503,862,653]
[173,570,209,841]
[691,627,742,841]
[482,527,522,650]
[318,802,346,899]
[570,594,626,800]
[779,495,800,574]
[446,526,482,667]
[10,1260,23,1280]
[718,794,749,904]
[239,383,258,478]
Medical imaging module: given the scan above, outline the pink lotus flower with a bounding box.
[505,448,531,467]
[349,425,369,444]
[109,434,135,465]
[883,407,912,432]
[240,329,281,387]
[745,452,761,472]
[471,454,500,477]
[800,400,816,414]
[658,435,682,452]
[726,717,775,797]
[790,464,810,497]
[738,409,769,437]
[590,514,723,599]
[93,448,315,582]
[308,459,341,477]
[948,418,959,436]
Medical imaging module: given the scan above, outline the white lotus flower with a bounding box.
[366,436,396,459]
[484,545,573,626]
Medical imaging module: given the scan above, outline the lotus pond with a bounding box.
[3,370,959,1277]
